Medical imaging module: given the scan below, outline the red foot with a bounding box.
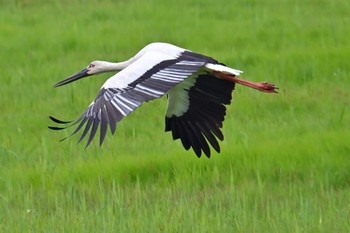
[254,82,278,93]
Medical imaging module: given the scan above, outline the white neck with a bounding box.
[93,46,147,75]
[99,60,131,72]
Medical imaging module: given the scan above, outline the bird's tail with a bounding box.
[205,63,243,76]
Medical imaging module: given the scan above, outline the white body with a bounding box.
[102,43,242,89]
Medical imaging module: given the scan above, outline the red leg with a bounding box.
[214,72,278,93]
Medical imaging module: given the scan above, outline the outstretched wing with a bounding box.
[49,50,218,148]
[165,73,235,158]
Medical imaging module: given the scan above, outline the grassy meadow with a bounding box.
[1,0,350,232]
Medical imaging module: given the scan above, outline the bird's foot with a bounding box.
[255,82,278,93]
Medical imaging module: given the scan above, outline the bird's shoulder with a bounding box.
[142,42,186,56]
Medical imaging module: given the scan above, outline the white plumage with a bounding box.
[50,42,277,157]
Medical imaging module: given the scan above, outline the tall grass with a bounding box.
[0,0,349,232]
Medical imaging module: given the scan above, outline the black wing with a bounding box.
[165,73,235,158]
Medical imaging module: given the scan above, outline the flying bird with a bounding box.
[49,42,277,157]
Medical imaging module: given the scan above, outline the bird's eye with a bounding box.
[88,64,95,68]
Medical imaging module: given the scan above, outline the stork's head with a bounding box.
[53,60,113,87]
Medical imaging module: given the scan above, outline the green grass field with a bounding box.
[1,0,349,232]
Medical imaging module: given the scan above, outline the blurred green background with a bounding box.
[0,0,349,232]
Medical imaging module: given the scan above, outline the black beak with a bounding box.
[54,68,90,87]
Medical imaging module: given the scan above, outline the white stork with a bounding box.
[49,42,277,157]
